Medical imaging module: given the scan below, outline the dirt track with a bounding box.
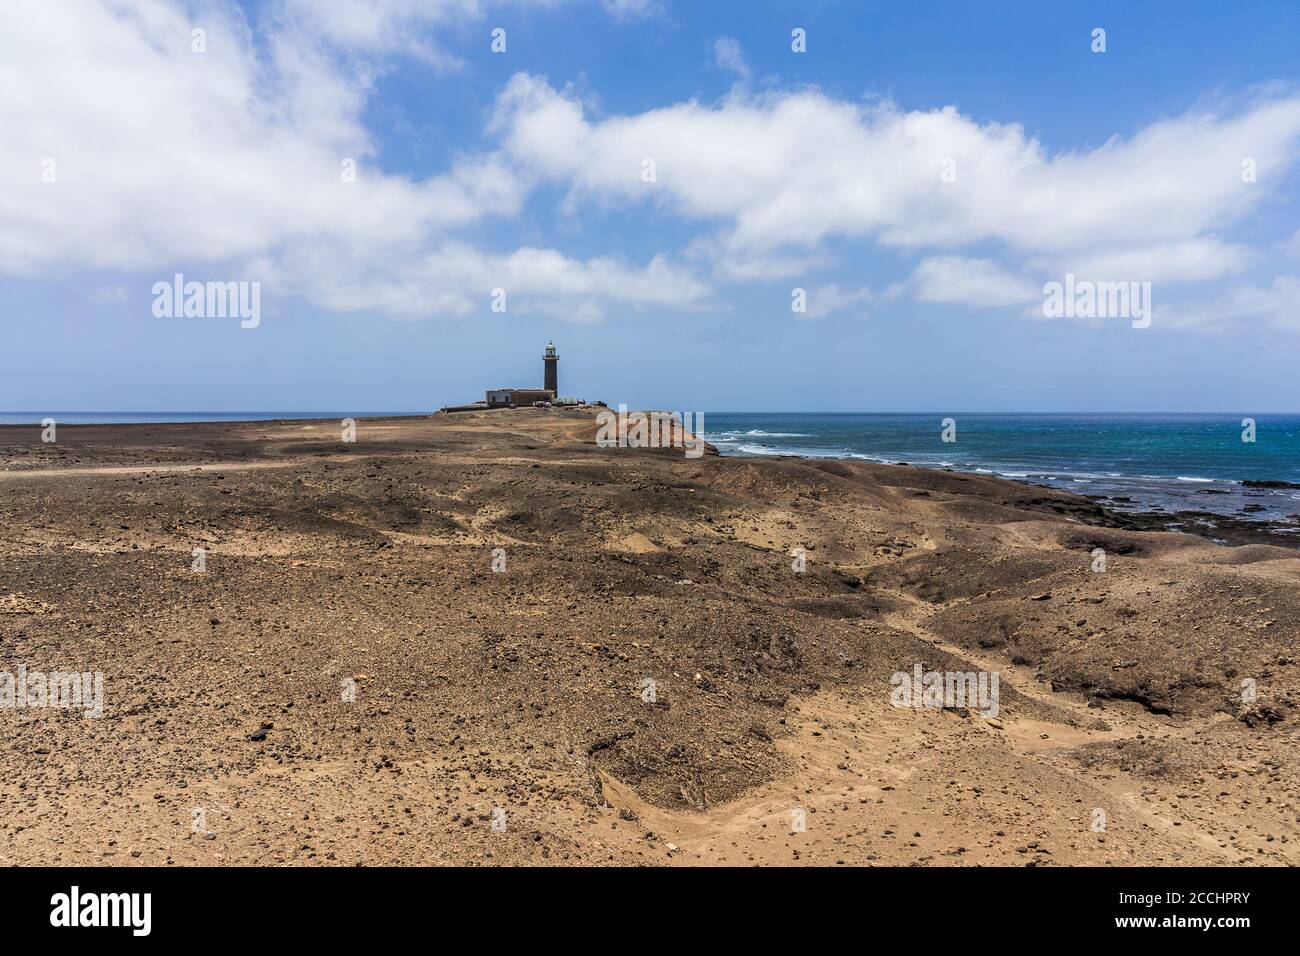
[0,409,1297,865]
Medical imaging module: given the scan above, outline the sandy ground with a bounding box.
[0,409,1296,866]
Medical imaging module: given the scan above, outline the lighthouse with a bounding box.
[543,340,558,396]
[452,339,587,411]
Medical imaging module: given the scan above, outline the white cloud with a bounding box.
[489,75,1300,304]
[277,0,480,65]
[1161,276,1300,331]
[601,0,664,22]
[798,283,873,320]
[0,1,502,272]
[275,0,590,62]
[286,242,711,319]
[684,236,832,281]
[1284,229,1300,259]
[910,256,1039,307]
[713,37,750,80]
[1045,238,1252,285]
[5,2,1299,333]
[0,1,707,321]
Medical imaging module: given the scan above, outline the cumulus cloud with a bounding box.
[601,0,664,22]
[489,74,1300,303]
[1043,238,1252,285]
[285,242,710,319]
[910,257,1039,307]
[797,283,873,320]
[684,236,832,281]
[1284,230,1300,259]
[276,0,624,61]
[713,37,750,79]
[1160,275,1300,332]
[0,1,510,271]
[5,1,1299,332]
[0,0,706,320]
[493,75,1300,256]
[277,0,482,65]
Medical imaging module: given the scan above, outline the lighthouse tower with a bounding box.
[543,340,558,395]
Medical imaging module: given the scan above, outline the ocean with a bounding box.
[704,413,1300,526]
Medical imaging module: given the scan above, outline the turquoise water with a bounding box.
[705,413,1300,525]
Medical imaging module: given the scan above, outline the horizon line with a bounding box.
[4,410,1300,417]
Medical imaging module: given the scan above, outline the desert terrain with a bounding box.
[0,408,1296,866]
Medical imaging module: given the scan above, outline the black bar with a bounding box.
[1,866,1282,940]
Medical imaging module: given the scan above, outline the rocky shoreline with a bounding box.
[1089,504,1300,549]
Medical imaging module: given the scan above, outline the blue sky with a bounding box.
[2,0,1299,412]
